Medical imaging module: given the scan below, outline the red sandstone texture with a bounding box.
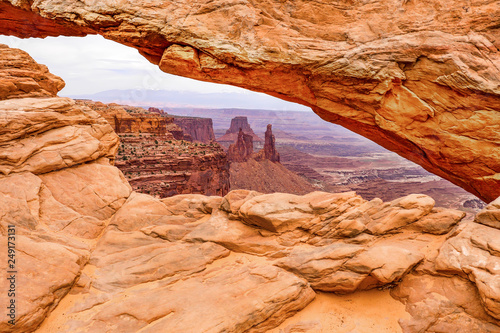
[79,100,230,198]
[217,116,263,144]
[254,124,280,163]
[2,44,500,333]
[76,100,170,136]
[116,135,230,198]
[0,44,64,100]
[227,128,254,162]
[173,116,216,143]
[1,0,497,201]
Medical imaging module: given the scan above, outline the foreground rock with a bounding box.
[1,1,499,202]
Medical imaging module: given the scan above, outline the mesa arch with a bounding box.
[0,0,499,202]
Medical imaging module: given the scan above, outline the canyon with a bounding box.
[225,119,315,195]
[0,0,499,332]
[77,99,230,199]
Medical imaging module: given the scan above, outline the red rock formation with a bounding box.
[116,136,230,198]
[227,128,254,162]
[0,44,64,100]
[77,100,229,197]
[173,116,216,143]
[217,116,263,143]
[148,107,164,115]
[3,1,497,200]
[76,100,169,136]
[254,124,280,163]
[3,44,500,333]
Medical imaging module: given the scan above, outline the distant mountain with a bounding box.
[67,89,311,111]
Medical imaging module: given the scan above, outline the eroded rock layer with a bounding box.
[173,116,216,143]
[0,0,498,201]
[77,99,230,198]
[2,22,500,333]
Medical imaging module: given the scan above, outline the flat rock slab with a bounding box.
[40,262,315,333]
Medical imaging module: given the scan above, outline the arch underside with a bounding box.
[1,0,499,202]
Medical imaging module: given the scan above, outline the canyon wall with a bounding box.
[173,116,216,143]
[75,100,169,135]
[1,0,498,202]
[79,100,230,198]
[116,135,230,198]
[218,116,263,144]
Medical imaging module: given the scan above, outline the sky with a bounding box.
[0,34,310,111]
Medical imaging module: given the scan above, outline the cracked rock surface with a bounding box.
[0,0,499,202]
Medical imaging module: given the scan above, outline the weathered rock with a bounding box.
[0,97,119,175]
[392,274,500,333]
[0,164,130,332]
[115,131,230,198]
[90,230,230,292]
[2,0,499,202]
[49,261,315,333]
[275,237,429,293]
[218,116,262,143]
[254,124,280,163]
[435,222,500,319]
[410,207,466,235]
[228,128,254,162]
[173,116,216,143]
[76,100,169,136]
[2,43,500,333]
[0,44,64,100]
[186,209,287,256]
[0,235,89,333]
[475,196,500,229]
[365,194,435,235]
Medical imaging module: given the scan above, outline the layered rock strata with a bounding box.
[3,41,500,333]
[78,99,230,198]
[76,100,170,136]
[116,135,230,198]
[173,116,216,143]
[227,128,254,162]
[218,116,263,144]
[254,124,280,163]
[1,0,499,202]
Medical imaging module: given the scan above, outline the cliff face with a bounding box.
[218,116,263,143]
[116,135,230,198]
[1,0,498,201]
[254,124,280,163]
[78,100,230,198]
[0,44,64,100]
[2,45,500,333]
[227,128,254,162]
[76,100,169,136]
[173,116,216,143]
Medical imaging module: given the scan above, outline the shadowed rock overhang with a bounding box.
[0,0,499,202]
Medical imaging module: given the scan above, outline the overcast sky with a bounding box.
[0,34,310,111]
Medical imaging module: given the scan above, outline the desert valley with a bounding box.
[0,1,500,333]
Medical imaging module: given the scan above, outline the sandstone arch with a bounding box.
[0,0,499,202]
